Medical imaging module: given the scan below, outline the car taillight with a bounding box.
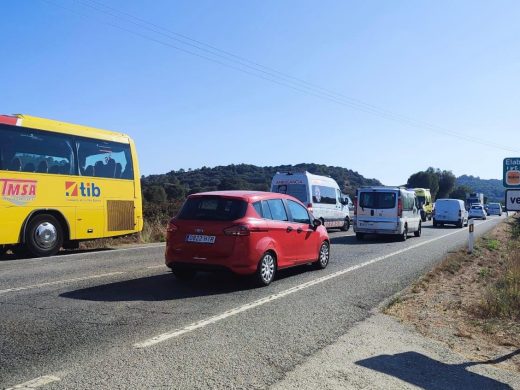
[397,198,403,217]
[166,221,178,233]
[307,203,313,213]
[223,225,250,236]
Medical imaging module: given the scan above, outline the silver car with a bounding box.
[468,205,487,220]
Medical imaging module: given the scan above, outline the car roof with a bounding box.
[189,190,302,203]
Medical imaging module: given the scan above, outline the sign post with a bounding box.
[505,189,520,212]
[468,219,475,254]
[503,158,520,188]
[503,158,520,212]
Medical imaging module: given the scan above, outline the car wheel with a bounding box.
[414,222,422,237]
[313,241,330,269]
[433,220,438,227]
[457,219,463,228]
[171,267,197,281]
[428,216,432,221]
[256,252,276,286]
[25,214,63,257]
[399,226,408,241]
[356,232,365,240]
[340,218,350,231]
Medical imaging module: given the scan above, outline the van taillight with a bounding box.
[397,199,403,217]
[223,225,250,236]
[354,198,357,216]
[458,210,462,217]
[166,221,178,233]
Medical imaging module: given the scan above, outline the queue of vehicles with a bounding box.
[0,114,505,288]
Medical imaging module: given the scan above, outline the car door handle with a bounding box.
[296,227,303,233]
[286,226,293,232]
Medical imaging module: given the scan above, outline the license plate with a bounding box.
[358,222,371,227]
[185,234,216,244]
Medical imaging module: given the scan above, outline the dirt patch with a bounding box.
[386,216,520,373]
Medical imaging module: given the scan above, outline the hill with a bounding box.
[456,175,505,203]
[141,163,382,223]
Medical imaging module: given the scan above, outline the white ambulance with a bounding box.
[270,171,350,230]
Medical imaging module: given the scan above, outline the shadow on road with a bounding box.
[0,248,113,262]
[60,263,314,302]
[330,234,403,246]
[356,350,519,389]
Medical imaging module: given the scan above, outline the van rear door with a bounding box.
[356,190,398,231]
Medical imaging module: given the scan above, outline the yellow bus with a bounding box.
[0,114,143,257]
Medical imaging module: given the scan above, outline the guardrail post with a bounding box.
[468,219,475,254]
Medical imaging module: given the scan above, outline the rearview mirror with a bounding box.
[312,219,322,228]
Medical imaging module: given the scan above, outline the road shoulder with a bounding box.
[270,313,520,389]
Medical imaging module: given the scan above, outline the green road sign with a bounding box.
[503,158,520,188]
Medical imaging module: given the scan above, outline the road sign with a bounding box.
[505,189,520,211]
[503,158,520,188]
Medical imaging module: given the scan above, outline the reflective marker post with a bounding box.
[468,219,475,253]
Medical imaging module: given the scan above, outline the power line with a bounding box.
[41,0,519,153]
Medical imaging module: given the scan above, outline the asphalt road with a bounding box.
[0,216,505,389]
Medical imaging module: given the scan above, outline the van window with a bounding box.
[272,184,308,203]
[359,191,396,209]
[312,185,337,204]
[403,193,415,211]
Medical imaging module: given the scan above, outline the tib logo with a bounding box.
[65,181,101,197]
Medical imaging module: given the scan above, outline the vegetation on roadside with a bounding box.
[479,218,520,320]
[386,214,520,371]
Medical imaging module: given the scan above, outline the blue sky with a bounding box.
[1,0,519,185]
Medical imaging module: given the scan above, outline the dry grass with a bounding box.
[386,213,520,372]
[79,219,166,250]
[479,220,520,320]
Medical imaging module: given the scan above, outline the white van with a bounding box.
[354,186,422,241]
[432,199,468,228]
[270,171,350,230]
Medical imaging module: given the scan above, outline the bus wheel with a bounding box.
[25,214,63,257]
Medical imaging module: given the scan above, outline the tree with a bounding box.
[437,170,456,199]
[449,185,472,201]
[143,185,167,203]
[407,169,439,199]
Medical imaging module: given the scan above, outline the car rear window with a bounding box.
[177,197,247,221]
[359,191,396,209]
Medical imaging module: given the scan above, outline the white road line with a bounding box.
[134,219,495,348]
[5,375,60,389]
[0,243,165,266]
[0,272,125,295]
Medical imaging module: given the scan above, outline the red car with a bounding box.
[165,191,330,286]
